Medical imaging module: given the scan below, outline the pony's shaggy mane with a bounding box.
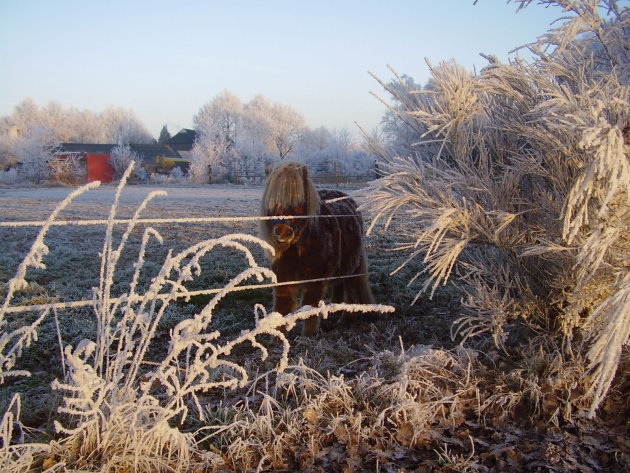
[261,162,320,217]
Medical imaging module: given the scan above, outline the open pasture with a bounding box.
[0,182,443,426]
[2,182,626,472]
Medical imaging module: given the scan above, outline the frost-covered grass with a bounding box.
[0,175,628,471]
[2,3,629,471]
[0,174,405,472]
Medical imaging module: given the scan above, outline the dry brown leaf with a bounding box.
[396,421,414,446]
[41,457,58,471]
[333,423,350,443]
[303,407,319,425]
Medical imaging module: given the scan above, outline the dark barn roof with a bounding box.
[129,144,182,162]
[167,129,197,150]
[58,143,113,154]
[57,143,182,164]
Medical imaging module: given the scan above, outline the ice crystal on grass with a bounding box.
[0,181,100,384]
[205,346,488,472]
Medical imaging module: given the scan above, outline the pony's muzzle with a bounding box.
[272,223,295,243]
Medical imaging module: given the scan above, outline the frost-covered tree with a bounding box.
[270,102,304,159]
[364,0,629,417]
[0,99,154,182]
[189,137,229,183]
[0,100,60,173]
[0,100,153,147]
[194,90,243,148]
[374,73,429,160]
[99,106,153,144]
[191,90,377,182]
[296,126,376,177]
[238,95,275,176]
[192,91,244,182]
[110,144,141,180]
[0,104,58,182]
[295,126,336,173]
[192,91,308,181]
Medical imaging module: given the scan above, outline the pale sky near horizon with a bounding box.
[1,1,574,139]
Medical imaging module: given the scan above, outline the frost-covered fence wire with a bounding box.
[0,213,360,228]
[1,274,367,314]
[0,190,372,315]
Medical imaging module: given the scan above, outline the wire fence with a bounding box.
[1,211,369,315]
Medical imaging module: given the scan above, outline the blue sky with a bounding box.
[1,1,567,138]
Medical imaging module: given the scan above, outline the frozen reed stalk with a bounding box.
[0,394,50,473]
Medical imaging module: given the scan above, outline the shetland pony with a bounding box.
[260,161,375,336]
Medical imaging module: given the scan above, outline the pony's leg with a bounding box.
[340,250,376,327]
[301,281,327,336]
[339,279,357,327]
[332,281,354,328]
[325,283,345,330]
[274,284,298,329]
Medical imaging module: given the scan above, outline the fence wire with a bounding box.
[1,211,370,314]
[0,213,358,228]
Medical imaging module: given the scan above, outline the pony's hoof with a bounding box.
[339,312,356,328]
[301,324,320,336]
[302,316,321,336]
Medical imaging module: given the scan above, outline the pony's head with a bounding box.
[261,161,320,216]
[260,161,320,250]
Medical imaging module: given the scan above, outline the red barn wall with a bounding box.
[86,154,113,183]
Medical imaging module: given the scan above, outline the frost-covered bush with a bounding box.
[168,165,186,182]
[19,158,52,184]
[364,0,629,417]
[110,143,141,181]
[0,167,21,185]
[147,166,188,185]
[50,155,87,185]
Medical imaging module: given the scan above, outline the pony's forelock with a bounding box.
[261,162,320,216]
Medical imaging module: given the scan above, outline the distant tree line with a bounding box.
[189,90,377,183]
[0,94,379,184]
[0,99,154,182]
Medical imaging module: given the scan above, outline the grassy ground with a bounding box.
[0,182,628,472]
